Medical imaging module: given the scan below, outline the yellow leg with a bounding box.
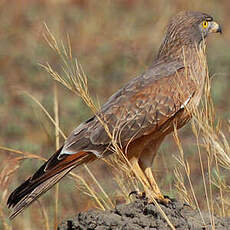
[126,136,169,203]
[130,157,150,188]
[144,167,162,197]
[138,137,170,203]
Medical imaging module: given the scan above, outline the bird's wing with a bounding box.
[62,60,197,157]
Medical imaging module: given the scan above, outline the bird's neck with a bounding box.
[156,38,207,65]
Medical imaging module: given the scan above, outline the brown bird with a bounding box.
[7,11,221,219]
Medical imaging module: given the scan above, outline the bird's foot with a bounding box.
[129,191,147,200]
[129,190,172,206]
[153,194,172,206]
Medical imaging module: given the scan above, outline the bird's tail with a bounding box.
[7,147,94,219]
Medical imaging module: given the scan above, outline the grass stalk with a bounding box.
[53,83,60,230]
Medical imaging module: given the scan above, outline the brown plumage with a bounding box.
[7,11,221,219]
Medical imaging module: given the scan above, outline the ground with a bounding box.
[58,197,230,230]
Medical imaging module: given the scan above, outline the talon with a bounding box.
[144,193,172,206]
[183,202,192,208]
[140,191,146,199]
[155,195,172,206]
[129,191,146,199]
[163,195,175,201]
[129,191,138,197]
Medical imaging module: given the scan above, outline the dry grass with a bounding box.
[173,43,230,228]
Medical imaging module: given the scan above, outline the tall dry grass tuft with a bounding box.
[41,24,115,211]
[53,83,60,230]
[173,41,230,228]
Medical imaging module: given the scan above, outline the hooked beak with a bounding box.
[209,21,222,34]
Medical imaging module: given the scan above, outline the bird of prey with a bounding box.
[7,11,221,219]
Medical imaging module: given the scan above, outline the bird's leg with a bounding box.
[144,166,162,196]
[138,137,170,204]
[129,156,156,200]
[129,156,151,188]
[125,137,151,189]
[126,136,168,202]
[138,151,164,201]
[127,139,153,196]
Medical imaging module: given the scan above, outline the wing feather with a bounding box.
[63,63,197,157]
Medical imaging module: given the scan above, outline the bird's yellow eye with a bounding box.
[202,21,208,28]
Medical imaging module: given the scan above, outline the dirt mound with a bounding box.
[58,198,230,230]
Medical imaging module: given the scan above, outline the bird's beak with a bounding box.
[209,21,222,34]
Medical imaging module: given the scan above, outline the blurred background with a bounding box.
[0,0,229,229]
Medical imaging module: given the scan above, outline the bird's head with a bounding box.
[169,11,221,41]
[157,11,222,59]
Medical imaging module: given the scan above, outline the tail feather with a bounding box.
[8,166,76,219]
[7,147,94,219]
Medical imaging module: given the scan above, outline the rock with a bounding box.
[58,198,230,230]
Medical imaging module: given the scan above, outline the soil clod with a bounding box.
[58,198,230,230]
